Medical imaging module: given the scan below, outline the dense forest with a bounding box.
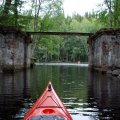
[0,0,120,62]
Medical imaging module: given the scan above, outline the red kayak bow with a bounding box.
[24,81,72,120]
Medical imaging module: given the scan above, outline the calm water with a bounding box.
[0,64,120,120]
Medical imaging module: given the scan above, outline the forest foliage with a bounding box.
[0,0,120,62]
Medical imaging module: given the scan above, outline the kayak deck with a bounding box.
[24,81,72,120]
[30,115,66,120]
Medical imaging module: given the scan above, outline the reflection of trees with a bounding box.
[29,65,88,102]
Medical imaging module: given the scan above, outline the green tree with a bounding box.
[97,0,120,28]
[113,0,120,27]
[0,0,25,26]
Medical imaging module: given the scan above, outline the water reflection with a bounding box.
[0,65,120,120]
[88,70,120,119]
[0,71,31,120]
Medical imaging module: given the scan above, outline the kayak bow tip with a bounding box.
[48,81,52,91]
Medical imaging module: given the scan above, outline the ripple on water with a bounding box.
[63,97,99,120]
[14,99,34,119]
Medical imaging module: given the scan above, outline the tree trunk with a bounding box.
[2,0,12,15]
[109,0,112,27]
[105,0,113,27]
[14,0,19,26]
[34,0,42,32]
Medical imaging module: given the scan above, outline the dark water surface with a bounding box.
[0,64,120,120]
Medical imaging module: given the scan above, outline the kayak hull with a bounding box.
[24,81,72,120]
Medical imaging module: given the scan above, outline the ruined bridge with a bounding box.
[0,26,120,76]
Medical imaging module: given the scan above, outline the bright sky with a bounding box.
[0,0,104,16]
[63,0,104,16]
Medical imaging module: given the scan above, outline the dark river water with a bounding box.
[0,64,120,120]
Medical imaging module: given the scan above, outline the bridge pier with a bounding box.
[0,26,32,73]
[88,28,120,77]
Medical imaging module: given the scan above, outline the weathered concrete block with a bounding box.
[112,70,120,76]
[88,28,120,74]
[0,26,32,72]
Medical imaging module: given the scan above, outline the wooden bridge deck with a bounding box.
[27,31,93,36]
